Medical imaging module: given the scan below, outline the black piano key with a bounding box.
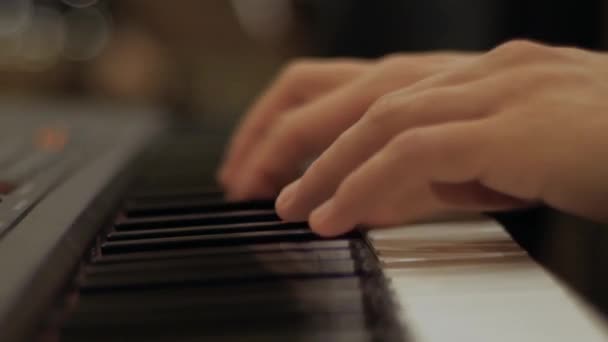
[65,289,366,324]
[64,305,367,339]
[61,312,370,342]
[72,278,364,328]
[127,188,224,203]
[61,330,372,342]
[80,259,361,291]
[86,249,354,276]
[115,209,280,230]
[94,239,356,264]
[106,221,308,241]
[61,313,369,338]
[125,198,276,217]
[75,277,362,308]
[101,229,322,254]
[72,287,364,317]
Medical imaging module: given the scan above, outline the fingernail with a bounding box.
[276,180,301,217]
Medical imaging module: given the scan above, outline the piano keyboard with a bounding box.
[40,191,405,341]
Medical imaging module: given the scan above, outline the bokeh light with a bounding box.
[18,6,66,71]
[62,7,110,61]
[232,0,293,44]
[61,0,99,9]
[0,0,32,36]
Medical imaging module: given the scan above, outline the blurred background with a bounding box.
[1,0,607,319]
[1,0,605,127]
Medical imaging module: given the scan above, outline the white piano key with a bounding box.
[368,216,514,242]
[367,216,608,342]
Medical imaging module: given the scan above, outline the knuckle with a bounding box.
[379,52,459,71]
[364,89,444,128]
[285,58,320,73]
[379,53,439,70]
[502,39,542,50]
[280,59,320,81]
[373,54,448,84]
[496,39,541,54]
[364,93,401,125]
[488,40,567,65]
[328,128,354,154]
[379,54,409,68]
[376,54,428,77]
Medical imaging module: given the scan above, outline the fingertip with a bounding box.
[216,166,230,188]
[217,154,241,188]
[275,179,300,220]
[229,167,255,196]
[308,200,333,235]
[309,199,351,237]
[224,189,245,202]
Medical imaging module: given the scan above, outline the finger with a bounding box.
[308,120,522,236]
[227,81,373,199]
[277,72,515,221]
[218,59,370,186]
[228,54,477,199]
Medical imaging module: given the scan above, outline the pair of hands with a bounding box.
[219,40,608,236]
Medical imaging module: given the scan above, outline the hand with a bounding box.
[275,40,608,236]
[218,54,474,199]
